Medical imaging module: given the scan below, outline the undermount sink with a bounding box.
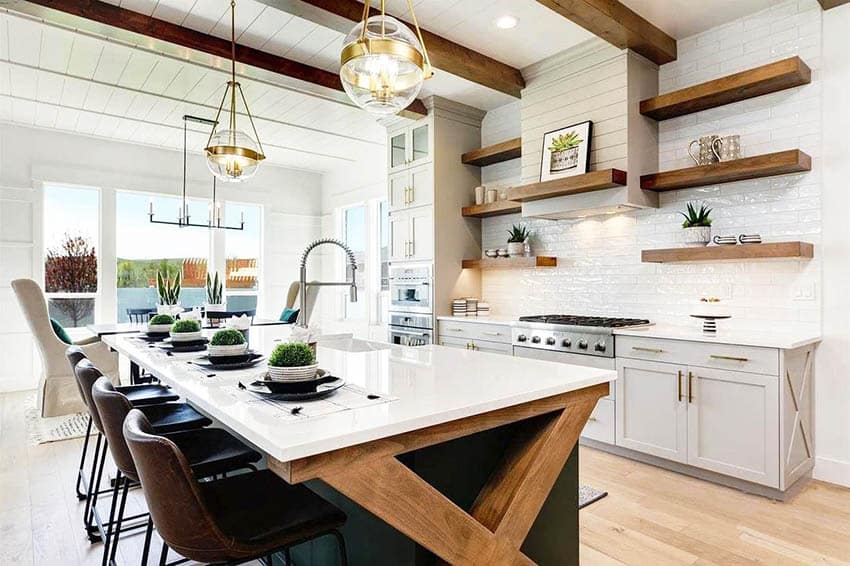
[319,337,391,353]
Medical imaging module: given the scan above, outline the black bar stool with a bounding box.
[92,376,261,566]
[124,409,348,566]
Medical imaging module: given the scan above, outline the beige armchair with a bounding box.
[285,281,319,326]
[11,279,119,417]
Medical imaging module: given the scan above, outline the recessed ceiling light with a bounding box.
[495,15,518,29]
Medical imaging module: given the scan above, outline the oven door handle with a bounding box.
[391,329,431,337]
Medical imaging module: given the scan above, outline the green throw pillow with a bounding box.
[51,318,73,344]
[279,308,299,323]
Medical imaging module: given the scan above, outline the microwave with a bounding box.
[388,263,432,314]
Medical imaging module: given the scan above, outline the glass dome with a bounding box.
[205,128,265,183]
[340,14,426,115]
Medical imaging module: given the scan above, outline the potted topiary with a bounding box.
[205,272,225,313]
[169,318,202,343]
[549,131,583,172]
[680,202,713,247]
[156,270,183,316]
[208,328,247,357]
[146,313,175,335]
[267,341,317,381]
[506,224,531,257]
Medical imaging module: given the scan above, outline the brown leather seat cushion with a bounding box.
[118,384,179,406]
[200,470,346,548]
[138,403,211,434]
[166,428,261,479]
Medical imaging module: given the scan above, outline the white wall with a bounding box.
[815,2,850,487]
[0,123,323,392]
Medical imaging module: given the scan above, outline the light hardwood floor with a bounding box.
[4,389,850,565]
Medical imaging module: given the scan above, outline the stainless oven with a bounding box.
[389,263,432,314]
[388,312,432,347]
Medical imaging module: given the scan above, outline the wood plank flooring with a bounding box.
[4,388,850,565]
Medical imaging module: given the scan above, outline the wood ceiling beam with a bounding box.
[263,0,526,98]
[818,0,850,9]
[21,0,428,118]
[536,0,677,65]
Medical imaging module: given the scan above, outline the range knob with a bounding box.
[578,339,588,350]
[517,334,527,342]
[594,341,607,353]
[546,337,556,345]
[562,338,572,348]
[531,336,541,344]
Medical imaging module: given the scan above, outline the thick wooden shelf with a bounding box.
[640,150,811,192]
[640,57,811,121]
[462,256,557,269]
[506,169,627,203]
[461,138,522,167]
[461,200,522,218]
[642,242,813,263]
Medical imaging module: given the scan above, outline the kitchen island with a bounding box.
[104,327,614,565]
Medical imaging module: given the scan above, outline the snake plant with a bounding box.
[507,224,530,243]
[206,272,223,304]
[680,202,713,228]
[156,270,181,305]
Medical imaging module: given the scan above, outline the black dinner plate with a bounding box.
[193,352,265,370]
[158,340,209,353]
[162,337,209,346]
[247,373,344,400]
[137,333,168,342]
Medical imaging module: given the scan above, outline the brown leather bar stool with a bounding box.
[92,376,262,566]
[124,409,348,566]
[65,346,179,501]
[74,359,211,541]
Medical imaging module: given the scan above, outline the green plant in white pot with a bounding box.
[146,313,175,335]
[506,224,530,257]
[680,202,713,247]
[267,342,317,381]
[169,318,202,343]
[205,272,225,313]
[156,270,183,316]
[209,328,247,357]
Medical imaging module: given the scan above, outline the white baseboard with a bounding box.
[814,456,850,488]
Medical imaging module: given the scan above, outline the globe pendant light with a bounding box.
[339,0,433,116]
[205,0,265,182]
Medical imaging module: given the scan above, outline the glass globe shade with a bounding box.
[205,128,264,182]
[340,15,425,115]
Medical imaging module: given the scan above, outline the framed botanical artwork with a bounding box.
[539,121,593,182]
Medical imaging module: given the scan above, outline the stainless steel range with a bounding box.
[512,315,651,368]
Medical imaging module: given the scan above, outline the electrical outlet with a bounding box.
[792,282,816,301]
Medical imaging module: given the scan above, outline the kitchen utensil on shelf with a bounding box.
[688,135,721,166]
[712,235,738,245]
[712,135,741,162]
[474,186,484,205]
[739,234,762,244]
[486,188,497,204]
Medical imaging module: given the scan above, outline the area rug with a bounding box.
[24,392,90,445]
[579,485,608,509]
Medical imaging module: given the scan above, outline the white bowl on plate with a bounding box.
[208,343,248,357]
[146,323,172,335]
[169,330,203,343]
[267,363,319,381]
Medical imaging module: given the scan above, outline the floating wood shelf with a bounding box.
[640,57,811,121]
[506,169,627,203]
[640,150,811,192]
[642,242,813,263]
[462,256,557,269]
[461,138,522,167]
[461,200,522,218]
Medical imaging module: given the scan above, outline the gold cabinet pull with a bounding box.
[710,354,749,362]
[677,370,683,402]
[632,346,664,353]
[409,186,415,203]
[482,331,501,336]
[688,371,694,403]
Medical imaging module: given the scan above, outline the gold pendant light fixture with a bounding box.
[339,0,434,116]
[205,0,265,182]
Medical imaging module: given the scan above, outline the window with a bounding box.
[343,205,367,320]
[43,185,99,328]
[224,202,261,312]
[116,191,210,322]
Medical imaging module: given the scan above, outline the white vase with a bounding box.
[205,303,226,313]
[157,303,182,316]
[507,242,525,257]
[681,226,711,247]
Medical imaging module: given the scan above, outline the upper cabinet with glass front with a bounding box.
[388,118,432,173]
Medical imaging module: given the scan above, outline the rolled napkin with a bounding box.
[225,314,251,330]
[289,324,321,345]
[180,308,202,321]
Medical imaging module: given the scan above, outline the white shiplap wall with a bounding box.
[479,0,821,333]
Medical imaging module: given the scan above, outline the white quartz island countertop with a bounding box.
[614,324,821,350]
[104,328,614,463]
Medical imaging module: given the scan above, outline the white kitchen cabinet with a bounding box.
[687,367,779,486]
[439,335,511,355]
[615,358,688,463]
[388,164,433,212]
[387,120,432,173]
[389,207,433,262]
[437,320,512,355]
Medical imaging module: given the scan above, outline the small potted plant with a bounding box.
[169,318,202,343]
[267,341,317,381]
[549,131,583,172]
[680,202,713,247]
[205,272,225,313]
[506,224,531,257]
[208,328,247,357]
[146,313,174,335]
[156,270,183,316]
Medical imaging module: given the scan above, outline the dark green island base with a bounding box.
[289,420,580,566]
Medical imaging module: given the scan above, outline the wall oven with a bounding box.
[388,263,432,314]
[388,313,432,346]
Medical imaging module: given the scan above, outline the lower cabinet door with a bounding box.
[686,366,779,487]
[615,358,688,463]
[471,340,512,355]
[439,336,471,350]
[582,398,615,444]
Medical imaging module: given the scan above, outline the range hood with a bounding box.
[521,185,648,220]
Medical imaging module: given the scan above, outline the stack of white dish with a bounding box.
[477,303,491,317]
[268,363,320,381]
[452,299,467,317]
[466,298,478,316]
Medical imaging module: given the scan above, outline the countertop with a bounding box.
[614,324,821,350]
[104,327,614,462]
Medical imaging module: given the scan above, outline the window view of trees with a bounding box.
[44,233,98,327]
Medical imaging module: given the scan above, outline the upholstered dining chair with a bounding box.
[124,409,348,566]
[11,278,119,417]
[285,280,319,326]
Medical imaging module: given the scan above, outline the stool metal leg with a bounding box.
[107,478,130,566]
[158,541,169,566]
[101,470,123,566]
[82,434,103,529]
[76,415,93,499]
[141,517,153,566]
[86,438,109,537]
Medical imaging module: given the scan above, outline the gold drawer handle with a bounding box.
[448,328,464,332]
[482,331,501,336]
[632,346,664,353]
[710,354,749,362]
